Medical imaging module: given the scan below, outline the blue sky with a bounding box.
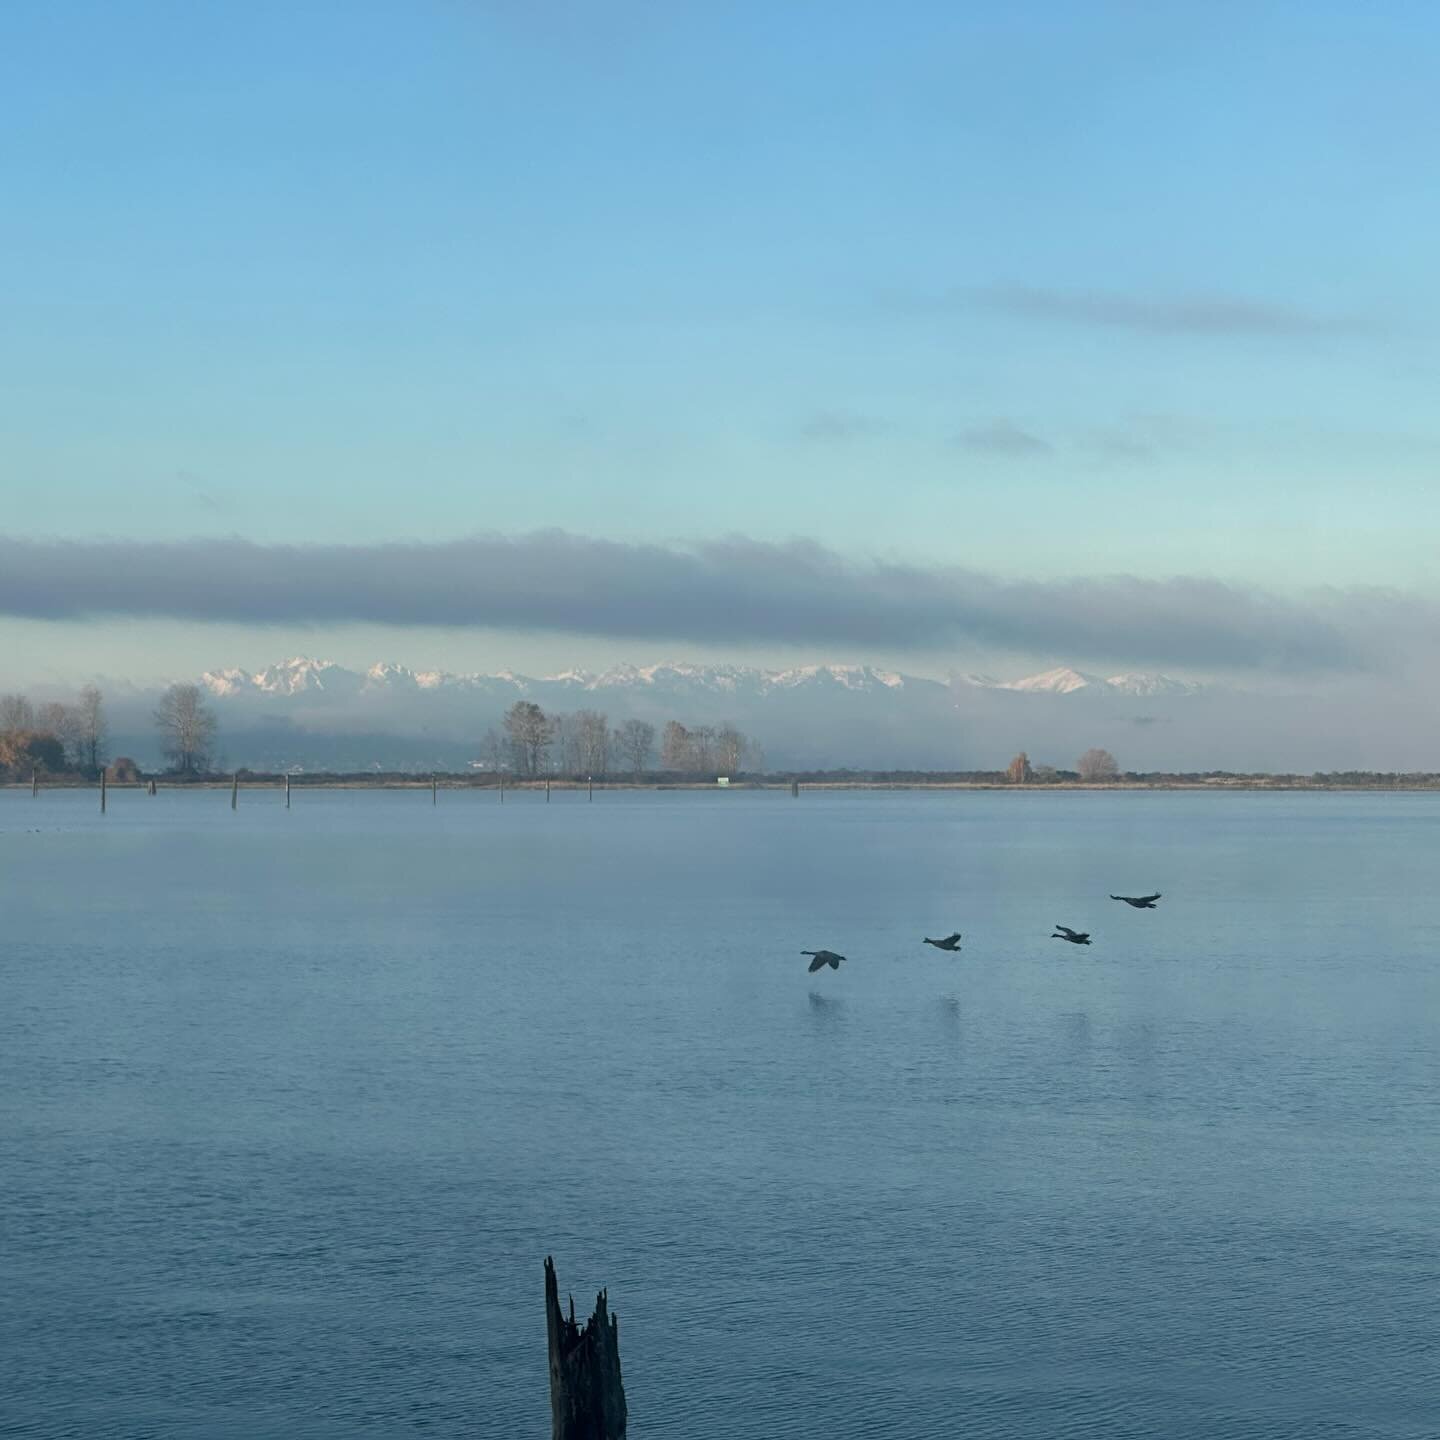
[4,1,1439,686]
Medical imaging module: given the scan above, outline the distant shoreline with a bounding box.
[9,777,1440,794]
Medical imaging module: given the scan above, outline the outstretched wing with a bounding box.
[1137,893,1161,903]
[943,932,962,945]
[807,952,828,972]
[1054,925,1079,937]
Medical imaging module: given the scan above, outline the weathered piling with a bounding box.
[432,774,437,806]
[285,774,291,809]
[500,774,505,804]
[100,769,107,814]
[544,1257,626,1440]
[546,780,551,803]
[148,778,157,796]
[231,774,238,811]
[588,776,593,802]
[791,779,800,797]
[31,769,38,797]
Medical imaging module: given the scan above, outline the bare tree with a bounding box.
[76,685,109,777]
[660,720,692,771]
[154,683,218,775]
[0,693,34,733]
[615,718,655,776]
[576,710,610,777]
[478,727,507,772]
[690,724,717,773]
[715,722,746,774]
[37,701,82,770]
[1077,747,1119,782]
[1006,751,1032,784]
[552,712,583,776]
[503,700,552,778]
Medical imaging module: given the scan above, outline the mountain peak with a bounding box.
[971,665,1100,694]
[1103,672,1204,697]
[963,666,1202,697]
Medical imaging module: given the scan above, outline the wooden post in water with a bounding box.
[285,774,291,809]
[791,779,800,797]
[148,778,157,796]
[588,775,593,803]
[546,780,551,803]
[499,773,504,804]
[31,769,38,797]
[231,773,238,811]
[544,1257,627,1440]
[432,774,438,806]
[100,768,107,814]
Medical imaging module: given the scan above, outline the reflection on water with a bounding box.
[938,993,963,1038]
[3,788,1439,1439]
[805,988,844,1028]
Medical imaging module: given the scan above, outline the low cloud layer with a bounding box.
[965,285,1360,337]
[0,532,1423,674]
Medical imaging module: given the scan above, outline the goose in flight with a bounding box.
[803,949,846,972]
[1111,892,1161,909]
[923,933,962,952]
[1052,925,1092,945]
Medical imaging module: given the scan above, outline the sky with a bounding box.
[4,1,1439,691]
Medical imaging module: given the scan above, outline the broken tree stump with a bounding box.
[544,1256,627,1440]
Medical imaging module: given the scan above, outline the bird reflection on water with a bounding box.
[938,993,963,1039]
[805,989,844,1030]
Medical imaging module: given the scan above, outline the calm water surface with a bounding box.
[2,788,1437,1438]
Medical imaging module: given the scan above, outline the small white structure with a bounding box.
[716,776,730,787]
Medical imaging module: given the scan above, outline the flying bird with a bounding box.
[803,950,846,972]
[1111,893,1161,909]
[1052,926,1092,945]
[923,933,962,951]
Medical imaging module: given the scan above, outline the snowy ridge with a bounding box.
[180,654,1220,773]
[963,666,1202,697]
[202,657,917,700]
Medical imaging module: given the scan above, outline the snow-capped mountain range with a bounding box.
[201,656,917,701]
[92,655,1437,774]
[202,656,1198,703]
[164,655,1214,772]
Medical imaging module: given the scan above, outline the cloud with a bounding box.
[1082,428,1155,462]
[937,285,1363,338]
[799,410,885,442]
[0,532,1427,675]
[955,420,1052,456]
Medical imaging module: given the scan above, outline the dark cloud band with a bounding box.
[0,531,1401,672]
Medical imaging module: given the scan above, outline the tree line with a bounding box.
[0,686,110,779]
[0,681,223,781]
[1,683,763,782]
[482,702,762,779]
[1006,748,1120,783]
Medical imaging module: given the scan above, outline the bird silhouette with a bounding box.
[802,949,846,972]
[1052,925,1092,945]
[923,933,962,951]
[1110,892,1161,909]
